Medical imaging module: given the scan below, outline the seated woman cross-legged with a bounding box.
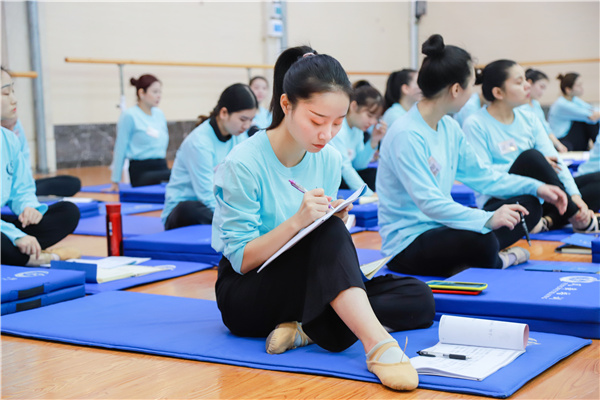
[463,60,600,233]
[377,35,568,279]
[212,46,435,391]
[162,83,258,229]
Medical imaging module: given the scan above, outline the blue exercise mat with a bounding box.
[451,184,477,208]
[119,184,166,204]
[123,225,219,264]
[80,183,131,193]
[74,215,164,237]
[0,291,590,398]
[350,203,378,227]
[1,265,85,303]
[82,259,215,295]
[97,202,163,216]
[435,268,600,338]
[529,227,574,242]
[2,200,100,219]
[1,285,85,315]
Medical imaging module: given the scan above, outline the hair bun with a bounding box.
[474,68,484,85]
[422,34,445,57]
[556,73,565,81]
[129,77,138,86]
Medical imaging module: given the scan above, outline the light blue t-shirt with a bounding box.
[376,105,542,259]
[10,119,31,168]
[111,105,169,183]
[162,119,248,223]
[328,118,376,196]
[454,93,481,127]
[463,106,579,207]
[578,135,600,175]
[252,106,272,130]
[519,100,552,135]
[212,130,342,274]
[382,103,407,130]
[548,96,596,139]
[1,127,48,245]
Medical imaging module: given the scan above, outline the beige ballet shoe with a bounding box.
[367,340,419,391]
[44,246,81,260]
[25,252,54,267]
[265,321,312,354]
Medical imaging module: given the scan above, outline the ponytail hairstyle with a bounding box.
[197,83,258,126]
[352,84,384,114]
[383,69,417,110]
[556,72,579,95]
[130,74,160,99]
[525,68,549,84]
[417,34,473,99]
[268,45,352,130]
[481,59,517,102]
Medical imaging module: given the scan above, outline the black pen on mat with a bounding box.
[516,201,531,247]
[417,350,470,360]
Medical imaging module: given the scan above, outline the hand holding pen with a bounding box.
[289,180,333,210]
[516,201,531,247]
[289,180,334,229]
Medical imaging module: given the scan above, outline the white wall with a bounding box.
[417,1,599,105]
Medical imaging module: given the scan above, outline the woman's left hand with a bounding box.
[370,120,387,148]
[330,198,353,223]
[18,207,43,228]
[545,156,562,173]
[570,195,590,225]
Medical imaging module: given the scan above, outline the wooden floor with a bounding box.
[2,166,599,399]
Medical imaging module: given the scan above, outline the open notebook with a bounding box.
[410,315,529,381]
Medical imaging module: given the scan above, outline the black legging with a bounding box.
[388,194,542,278]
[340,168,377,193]
[575,172,600,212]
[128,158,171,187]
[500,149,595,228]
[35,176,81,197]
[164,200,213,230]
[559,121,599,151]
[1,201,80,266]
[216,217,435,352]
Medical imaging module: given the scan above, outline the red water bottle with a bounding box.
[105,203,123,256]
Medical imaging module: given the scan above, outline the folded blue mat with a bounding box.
[123,225,219,264]
[1,265,86,315]
[82,259,215,294]
[1,265,85,303]
[2,200,100,219]
[349,203,378,227]
[451,184,477,208]
[435,268,600,338]
[1,291,589,398]
[74,215,164,237]
[80,183,132,193]
[97,202,163,216]
[119,184,166,204]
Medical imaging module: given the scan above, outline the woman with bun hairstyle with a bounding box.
[520,68,567,152]
[377,35,567,277]
[110,74,170,190]
[463,60,599,233]
[548,72,600,151]
[162,83,257,229]
[213,46,434,391]
[329,84,386,194]
[381,69,421,128]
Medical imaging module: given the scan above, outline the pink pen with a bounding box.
[289,179,334,210]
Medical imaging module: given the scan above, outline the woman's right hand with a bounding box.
[15,235,42,259]
[485,204,529,231]
[102,182,120,193]
[292,188,331,229]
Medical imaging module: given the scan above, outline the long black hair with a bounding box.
[384,69,416,110]
[417,34,473,99]
[268,46,352,130]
